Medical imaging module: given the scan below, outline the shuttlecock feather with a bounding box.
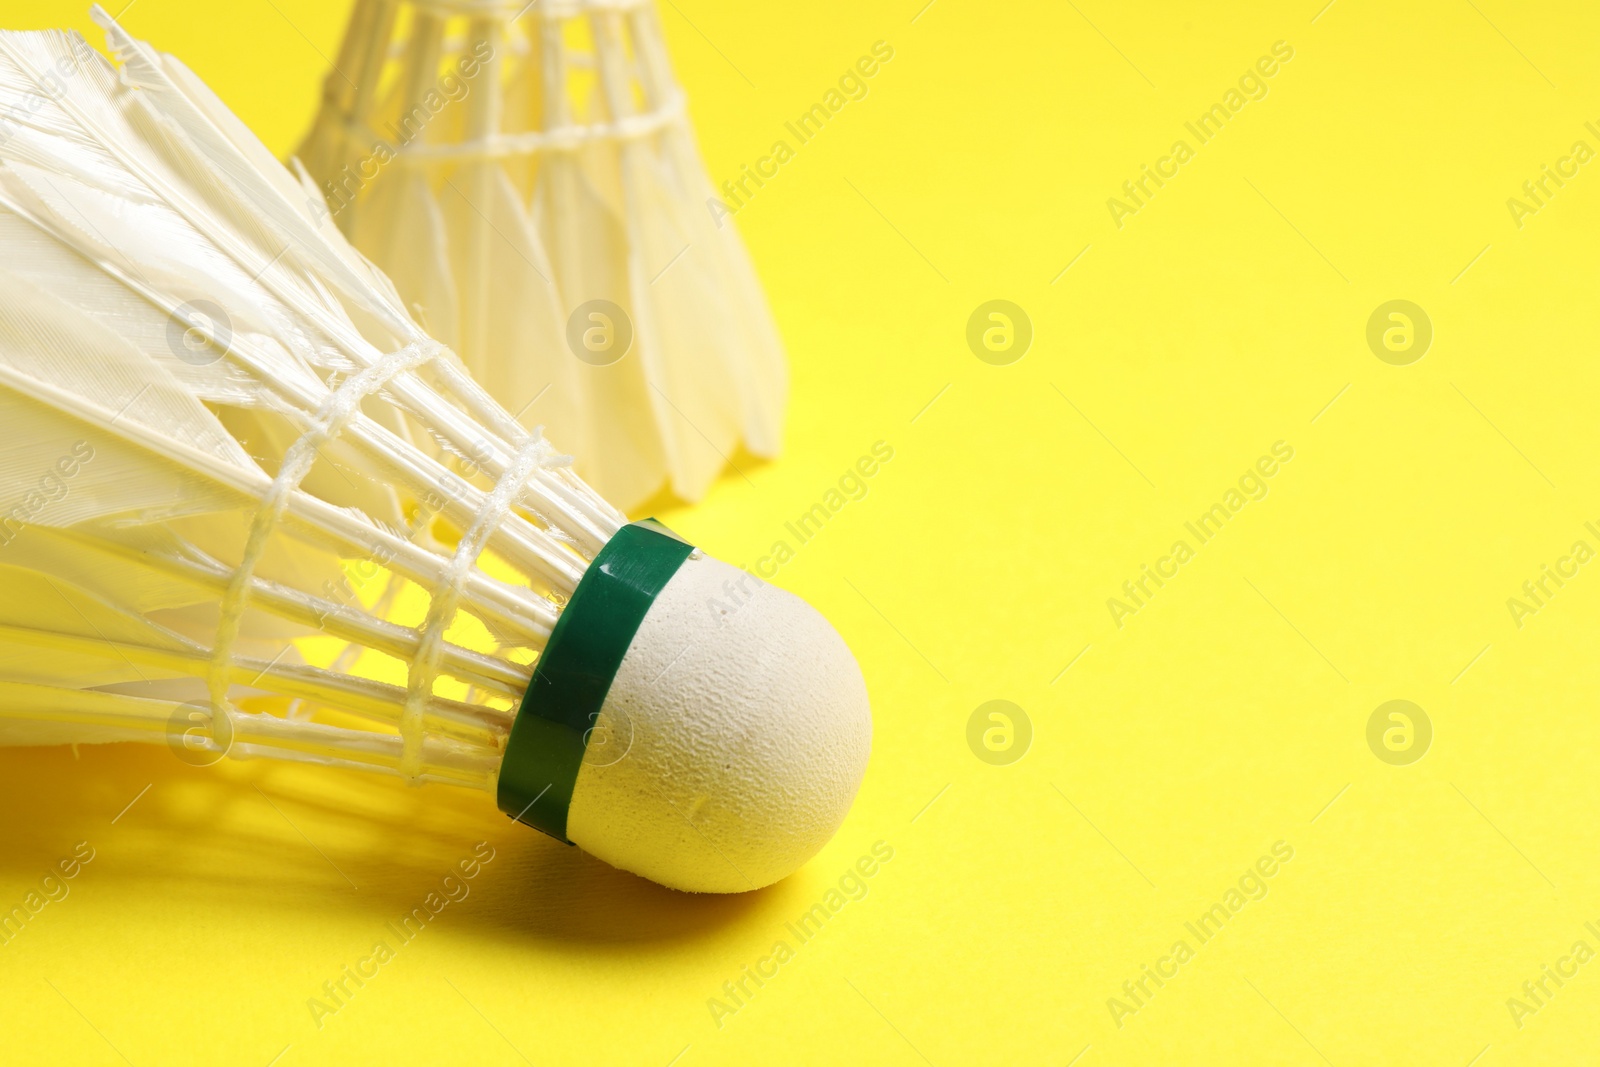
[0,11,867,894]
[297,0,787,510]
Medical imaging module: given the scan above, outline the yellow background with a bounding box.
[1,1,1598,1064]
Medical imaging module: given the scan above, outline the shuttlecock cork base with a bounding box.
[501,521,871,892]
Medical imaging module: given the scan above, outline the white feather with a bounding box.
[0,17,624,788]
[297,0,789,509]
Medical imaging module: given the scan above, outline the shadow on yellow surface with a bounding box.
[0,741,767,951]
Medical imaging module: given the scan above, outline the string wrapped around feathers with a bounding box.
[0,11,620,785]
[298,0,787,510]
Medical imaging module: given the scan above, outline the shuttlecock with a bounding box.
[0,12,867,894]
[296,0,787,511]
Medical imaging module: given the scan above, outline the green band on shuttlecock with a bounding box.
[496,519,695,842]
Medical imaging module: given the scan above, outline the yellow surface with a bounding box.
[2,1,1599,1064]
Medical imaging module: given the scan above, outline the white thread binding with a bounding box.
[321,0,683,166]
[382,93,685,165]
[399,429,552,778]
[208,340,443,743]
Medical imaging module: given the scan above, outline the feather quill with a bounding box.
[0,18,621,786]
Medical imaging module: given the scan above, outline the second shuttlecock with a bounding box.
[297,0,787,511]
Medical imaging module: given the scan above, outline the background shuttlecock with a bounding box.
[296,0,787,511]
[0,12,867,893]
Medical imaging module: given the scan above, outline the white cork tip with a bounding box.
[566,555,871,893]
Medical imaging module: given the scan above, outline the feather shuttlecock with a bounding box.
[0,11,868,893]
[296,0,787,510]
